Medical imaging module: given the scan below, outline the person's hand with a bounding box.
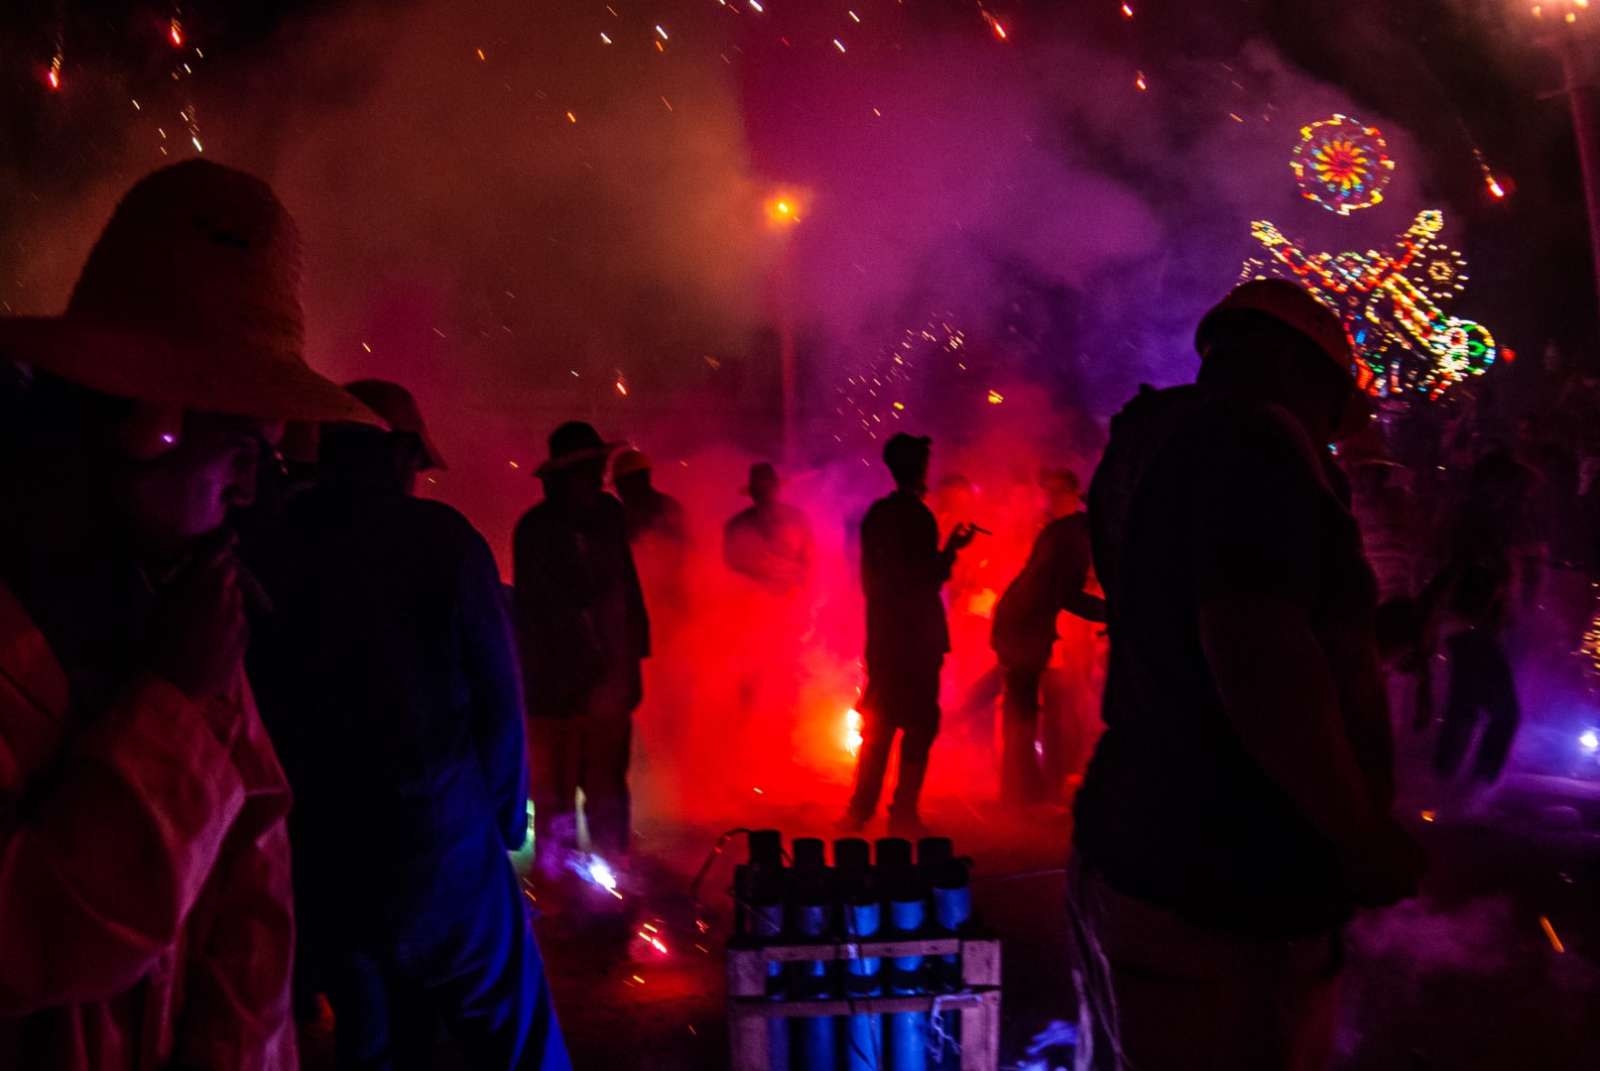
[1340,819,1425,909]
[145,535,248,701]
[944,523,979,555]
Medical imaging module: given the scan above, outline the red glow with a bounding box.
[169,19,185,48]
[984,13,1009,40]
[46,68,61,91]
[1486,174,1506,200]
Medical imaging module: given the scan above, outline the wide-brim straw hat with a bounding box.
[1196,278,1372,440]
[0,160,379,426]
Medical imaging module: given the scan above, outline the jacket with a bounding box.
[0,581,297,1070]
[513,494,650,719]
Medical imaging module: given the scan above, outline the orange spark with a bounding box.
[46,54,62,91]
[1121,2,1135,17]
[1486,174,1506,199]
[475,47,486,62]
[169,18,184,48]
[1135,70,1148,91]
[1539,916,1566,954]
[983,12,1008,40]
[987,389,1005,404]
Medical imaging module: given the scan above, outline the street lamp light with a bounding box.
[766,191,805,461]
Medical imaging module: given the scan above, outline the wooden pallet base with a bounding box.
[726,938,1001,1071]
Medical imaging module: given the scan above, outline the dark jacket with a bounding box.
[991,512,1105,669]
[250,483,529,926]
[861,490,952,671]
[513,493,650,718]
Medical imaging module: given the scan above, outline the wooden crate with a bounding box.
[727,937,1001,1071]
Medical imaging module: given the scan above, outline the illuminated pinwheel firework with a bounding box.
[1290,114,1396,216]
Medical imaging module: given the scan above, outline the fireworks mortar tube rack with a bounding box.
[721,829,1002,1071]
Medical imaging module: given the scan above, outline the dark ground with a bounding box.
[532,755,1600,1071]
[297,732,1600,1070]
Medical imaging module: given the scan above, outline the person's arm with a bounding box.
[0,676,246,1012]
[1192,406,1418,905]
[1057,519,1107,624]
[1199,595,1384,855]
[171,684,298,1071]
[460,534,531,850]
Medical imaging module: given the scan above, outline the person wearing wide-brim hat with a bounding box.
[1067,278,1423,1071]
[0,160,381,1071]
[512,421,648,883]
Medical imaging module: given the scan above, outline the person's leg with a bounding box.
[888,658,943,824]
[1067,859,1341,1071]
[527,717,578,877]
[1000,664,1043,805]
[578,697,635,858]
[1432,634,1483,779]
[1469,635,1520,783]
[398,853,573,1071]
[846,700,897,824]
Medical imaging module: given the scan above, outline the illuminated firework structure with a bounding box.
[1290,114,1396,216]
[1243,209,1497,399]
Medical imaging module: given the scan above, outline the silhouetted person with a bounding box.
[514,422,649,874]
[724,462,814,596]
[843,434,976,836]
[1426,449,1530,787]
[613,448,688,546]
[251,381,569,1070]
[991,467,1105,804]
[1070,280,1421,1070]
[0,161,374,1069]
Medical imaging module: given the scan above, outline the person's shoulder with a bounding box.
[1186,394,1319,471]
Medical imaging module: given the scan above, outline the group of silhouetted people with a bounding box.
[1,158,1551,1071]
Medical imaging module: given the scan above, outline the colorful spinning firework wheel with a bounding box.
[1290,114,1396,216]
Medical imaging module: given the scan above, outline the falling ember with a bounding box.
[655,24,669,40]
[982,12,1008,40]
[1539,916,1566,954]
[844,708,864,758]
[833,37,848,52]
[748,0,764,11]
[1485,173,1506,200]
[1134,70,1148,91]
[475,47,486,62]
[566,111,577,123]
[168,18,185,48]
[987,389,1005,405]
[1420,809,1437,823]
[46,53,63,91]
[1121,2,1135,17]
[600,32,613,44]
[615,377,628,396]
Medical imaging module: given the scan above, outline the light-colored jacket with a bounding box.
[0,582,297,1070]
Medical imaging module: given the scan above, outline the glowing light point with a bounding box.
[982,12,1008,40]
[191,135,204,153]
[1540,916,1566,954]
[849,10,861,22]
[987,389,1005,405]
[655,25,669,40]
[833,37,847,52]
[46,54,63,91]
[1486,174,1507,200]
[475,47,486,62]
[1134,70,1148,91]
[168,18,185,48]
[600,32,613,44]
[845,708,864,757]
[749,0,765,11]
[1420,809,1437,823]
[1580,729,1599,752]
[566,111,577,123]
[1121,2,1135,17]
[765,193,804,226]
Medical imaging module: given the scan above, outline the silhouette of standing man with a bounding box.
[843,434,976,837]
